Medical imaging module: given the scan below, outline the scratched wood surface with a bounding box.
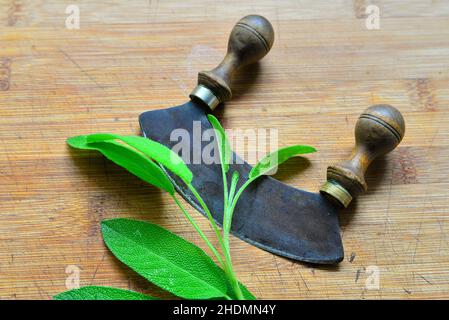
[1,0,449,299]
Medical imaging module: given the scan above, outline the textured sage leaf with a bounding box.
[101,218,229,300]
[226,282,256,300]
[207,115,231,173]
[54,286,156,300]
[86,133,193,184]
[249,145,317,179]
[67,136,174,194]
[240,283,256,300]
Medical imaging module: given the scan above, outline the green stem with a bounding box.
[225,177,256,235]
[223,178,260,300]
[221,169,229,232]
[223,249,244,300]
[222,176,262,300]
[216,141,244,299]
[209,123,245,300]
[172,195,224,266]
[187,183,225,256]
[175,189,243,299]
[222,208,244,300]
[228,172,239,211]
[222,186,244,299]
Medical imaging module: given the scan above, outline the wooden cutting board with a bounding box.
[1,0,448,299]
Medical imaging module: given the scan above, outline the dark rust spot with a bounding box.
[416,78,437,111]
[0,58,11,91]
[352,0,368,19]
[392,147,418,185]
[349,252,356,263]
[355,268,363,282]
[87,194,106,237]
[7,0,21,27]
[408,78,437,112]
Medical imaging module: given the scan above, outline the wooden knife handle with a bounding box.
[190,15,274,110]
[320,104,405,208]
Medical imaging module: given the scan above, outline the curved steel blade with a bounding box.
[139,101,343,264]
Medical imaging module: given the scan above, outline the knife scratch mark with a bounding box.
[59,49,103,89]
[355,268,362,283]
[297,269,310,292]
[273,255,282,277]
[252,272,264,297]
[272,256,287,294]
[349,252,356,263]
[411,216,423,263]
[383,166,400,257]
[90,251,107,285]
[417,273,433,285]
[33,280,50,299]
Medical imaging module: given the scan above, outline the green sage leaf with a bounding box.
[67,136,174,194]
[86,133,193,184]
[207,115,231,173]
[228,282,256,300]
[249,145,317,179]
[54,286,156,300]
[101,218,229,300]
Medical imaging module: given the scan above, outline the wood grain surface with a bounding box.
[1,0,448,299]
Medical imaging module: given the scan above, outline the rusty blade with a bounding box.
[139,100,343,264]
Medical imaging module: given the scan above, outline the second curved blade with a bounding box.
[139,101,343,264]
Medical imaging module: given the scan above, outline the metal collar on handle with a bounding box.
[190,85,221,110]
[320,180,353,208]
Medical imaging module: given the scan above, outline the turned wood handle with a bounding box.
[190,15,274,110]
[320,104,405,208]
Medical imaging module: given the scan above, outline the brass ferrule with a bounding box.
[320,180,353,208]
[189,85,221,110]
